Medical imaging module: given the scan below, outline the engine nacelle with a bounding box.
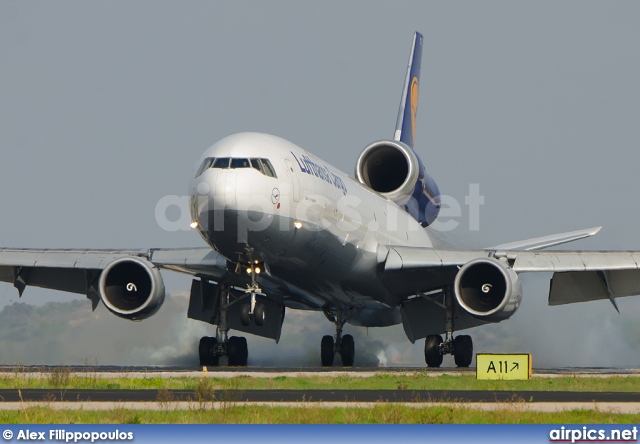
[355,140,440,226]
[98,257,165,320]
[454,257,522,322]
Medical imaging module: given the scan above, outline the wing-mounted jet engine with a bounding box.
[98,256,165,320]
[454,257,522,321]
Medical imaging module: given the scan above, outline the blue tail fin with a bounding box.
[394,32,423,148]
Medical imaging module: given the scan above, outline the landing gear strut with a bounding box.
[423,286,473,368]
[321,308,355,367]
[198,284,249,367]
[240,263,265,327]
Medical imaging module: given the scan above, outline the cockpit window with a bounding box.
[196,157,215,177]
[196,156,277,178]
[260,158,277,178]
[250,158,277,178]
[250,158,264,174]
[230,158,251,168]
[213,157,230,169]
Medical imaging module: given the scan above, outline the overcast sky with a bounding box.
[1,1,640,366]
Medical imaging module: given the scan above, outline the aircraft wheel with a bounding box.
[227,336,248,366]
[254,303,266,327]
[424,335,443,368]
[199,336,219,366]
[340,334,355,367]
[240,304,251,326]
[453,335,473,367]
[321,335,335,367]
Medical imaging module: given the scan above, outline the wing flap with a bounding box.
[550,269,640,305]
[0,266,89,295]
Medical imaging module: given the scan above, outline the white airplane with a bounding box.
[2,32,638,367]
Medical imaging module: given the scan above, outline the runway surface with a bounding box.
[3,388,640,403]
[2,365,639,377]
[2,366,640,412]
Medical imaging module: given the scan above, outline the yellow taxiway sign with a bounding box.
[476,354,532,380]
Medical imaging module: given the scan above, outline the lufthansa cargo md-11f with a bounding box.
[1,33,636,367]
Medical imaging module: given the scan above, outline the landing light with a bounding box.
[246,267,252,274]
[190,221,199,229]
[294,221,302,229]
[255,267,261,274]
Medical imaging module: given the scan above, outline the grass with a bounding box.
[4,405,640,424]
[2,369,640,392]
[4,369,640,423]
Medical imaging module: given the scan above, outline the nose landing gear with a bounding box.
[239,260,266,327]
[198,283,249,367]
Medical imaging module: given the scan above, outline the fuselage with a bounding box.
[188,132,434,326]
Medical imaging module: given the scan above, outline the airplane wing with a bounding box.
[379,244,640,308]
[0,247,228,308]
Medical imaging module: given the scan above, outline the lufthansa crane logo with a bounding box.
[271,188,280,204]
[410,76,419,143]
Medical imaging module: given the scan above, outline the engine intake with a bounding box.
[356,140,419,201]
[355,140,440,226]
[454,257,522,321]
[98,257,165,320]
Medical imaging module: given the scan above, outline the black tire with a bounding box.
[254,303,266,327]
[238,336,249,366]
[199,336,219,366]
[453,335,473,367]
[340,334,355,367]
[240,304,251,327]
[321,335,334,367]
[227,336,248,366]
[424,335,443,367]
[198,337,209,366]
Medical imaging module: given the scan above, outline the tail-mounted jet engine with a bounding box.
[453,257,522,322]
[355,140,440,227]
[98,257,165,320]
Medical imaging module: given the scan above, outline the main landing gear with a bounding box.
[199,335,248,367]
[424,333,473,368]
[422,286,474,368]
[321,308,355,367]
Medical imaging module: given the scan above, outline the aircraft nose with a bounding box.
[194,169,231,201]
[192,168,249,217]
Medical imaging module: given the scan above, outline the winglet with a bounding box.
[394,32,423,148]
[488,226,602,251]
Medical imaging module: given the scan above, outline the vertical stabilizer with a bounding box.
[394,32,423,148]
